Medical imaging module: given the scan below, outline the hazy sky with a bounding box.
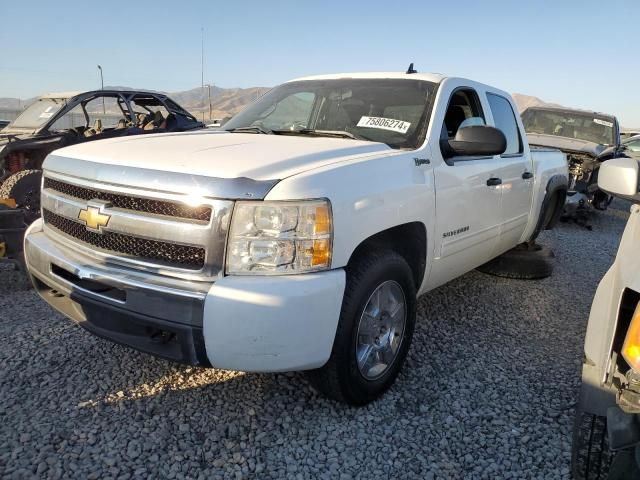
[2,0,638,126]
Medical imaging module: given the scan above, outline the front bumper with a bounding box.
[25,219,212,366]
[24,219,346,372]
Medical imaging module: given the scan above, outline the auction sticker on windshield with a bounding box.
[357,116,411,134]
[594,118,613,128]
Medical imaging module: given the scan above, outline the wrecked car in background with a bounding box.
[0,89,203,221]
[522,107,624,213]
[0,89,203,269]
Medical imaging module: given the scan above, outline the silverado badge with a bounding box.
[78,203,111,233]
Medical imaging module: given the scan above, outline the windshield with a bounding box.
[223,78,437,149]
[522,108,616,146]
[8,98,67,130]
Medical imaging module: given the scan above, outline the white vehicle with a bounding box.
[24,71,568,404]
[572,157,640,478]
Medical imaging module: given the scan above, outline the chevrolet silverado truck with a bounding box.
[24,71,568,405]
[572,157,640,479]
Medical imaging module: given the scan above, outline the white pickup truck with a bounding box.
[24,71,568,404]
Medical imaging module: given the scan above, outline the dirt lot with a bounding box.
[0,202,631,479]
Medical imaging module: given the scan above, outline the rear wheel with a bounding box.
[305,250,416,405]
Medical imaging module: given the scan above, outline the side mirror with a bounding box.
[444,125,507,159]
[598,157,640,200]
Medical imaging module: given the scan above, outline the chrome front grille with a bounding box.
[43,209,206,269]
[40,171,233,279]
[43,177,212,221]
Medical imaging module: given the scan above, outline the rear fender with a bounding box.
[527,174,568,242]
[541,174,568,230]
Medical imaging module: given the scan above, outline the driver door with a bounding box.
[426,87,504,290]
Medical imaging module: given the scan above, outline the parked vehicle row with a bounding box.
[22,71,568,405]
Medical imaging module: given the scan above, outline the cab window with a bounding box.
[442,89,485,139]
[487,93,522,155]
[440,88,486,159]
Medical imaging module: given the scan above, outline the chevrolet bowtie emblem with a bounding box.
[78,203,111,233]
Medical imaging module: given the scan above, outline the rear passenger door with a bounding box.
[486,93,534,253]
[427,87,505,290]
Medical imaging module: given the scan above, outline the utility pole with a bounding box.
[97,65,105,114]
[201,28,205,122]
[201,28,204,89]
[207,84,212,120]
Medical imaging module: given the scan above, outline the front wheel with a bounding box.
[572,410,613,479]
[305,250,417,405]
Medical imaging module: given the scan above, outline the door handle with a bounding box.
[486,177,502,186]
[522,171,534,180]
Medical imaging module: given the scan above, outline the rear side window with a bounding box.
[487,93,522,155]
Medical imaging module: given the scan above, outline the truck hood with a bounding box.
[526,133,606,157]
[47,130,391,180]
[43,130,393,199]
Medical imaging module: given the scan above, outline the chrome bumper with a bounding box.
[25,220,213,365]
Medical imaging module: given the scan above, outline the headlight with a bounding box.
[226,199,332,275]
[622,302,640,371]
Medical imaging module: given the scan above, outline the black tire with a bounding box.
[571,410,613,479]
[0,169,42,223]
[305,250,417,405]
[476,244,554,280]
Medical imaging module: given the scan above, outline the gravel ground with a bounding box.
[0,202,632,480]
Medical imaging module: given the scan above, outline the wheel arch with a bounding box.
[541,174,568,231]
[346,222,427,289]
[527,174,568,243]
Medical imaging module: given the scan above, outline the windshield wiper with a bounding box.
[226,126,371,141]
[281,129,367,141]
[226,125,274,135]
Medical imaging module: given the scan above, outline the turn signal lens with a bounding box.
[622,302,640,371]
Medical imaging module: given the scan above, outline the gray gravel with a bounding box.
[0,202,632,479]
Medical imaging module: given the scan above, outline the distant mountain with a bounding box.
[169,86,270,119]
[0,85,271,121]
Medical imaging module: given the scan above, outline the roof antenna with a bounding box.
[406,62,417,74]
